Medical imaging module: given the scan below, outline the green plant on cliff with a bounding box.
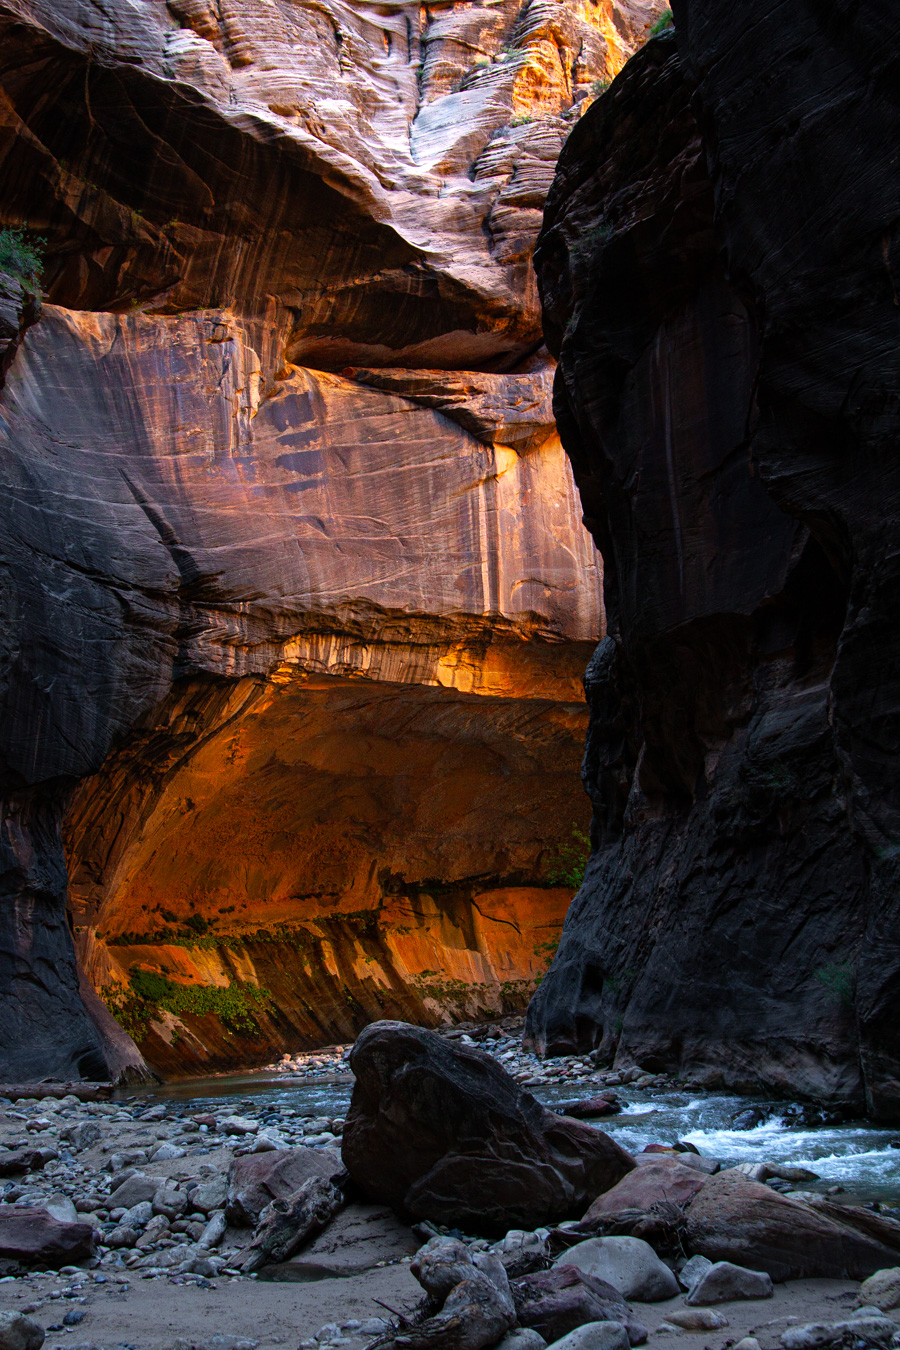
[650,10,673,35]
[590,78,610,97]
[814,961,856,1008]
[104,969,274,1041]
[0,228,45,291]
[547,824,591,889]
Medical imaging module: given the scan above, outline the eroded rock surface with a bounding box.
[0,0,666,1079]
[528,4,900,1116]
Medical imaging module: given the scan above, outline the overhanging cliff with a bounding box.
[0,0,666,1078]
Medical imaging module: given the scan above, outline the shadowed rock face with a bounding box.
[527,8,900,1116]
[0,0,666,1079]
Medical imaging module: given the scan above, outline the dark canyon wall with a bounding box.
[528,4,900,1117]
[0,0,666,1079]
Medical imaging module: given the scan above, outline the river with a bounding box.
[131,1073,900,1208]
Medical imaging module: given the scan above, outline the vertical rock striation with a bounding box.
[528,6,900,1116]
[0,0,666,1077]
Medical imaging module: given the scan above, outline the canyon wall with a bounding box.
[528,5,900,1117]
[0,0,664,1079]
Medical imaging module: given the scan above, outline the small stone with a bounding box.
[61,1312,85,1328]
[677,1255,712,1293]
[0,1312,45,1350]
[733,1339,761,1350]
[662,1310,729,1332]
[686,1261,773,1305]
[543,1324,629,1350]
[151,1143,186,1161]
[495,1331,547,1350]
[107,1175,158,1210]
[198,1211,227,1249]
[859,1268,900,1312]
[123,1201,153,1228]
[219,1117,258,1136]
[73,1123,102,1152]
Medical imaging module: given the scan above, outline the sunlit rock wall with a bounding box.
[0,0,664,1078]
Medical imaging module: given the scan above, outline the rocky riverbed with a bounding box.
[3,1020,900,1350]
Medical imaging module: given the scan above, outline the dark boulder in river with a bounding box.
[341,1021,635,1234]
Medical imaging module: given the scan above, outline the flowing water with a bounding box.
[131,1074,900,1207]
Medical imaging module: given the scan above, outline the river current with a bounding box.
[134,1073,900,1207]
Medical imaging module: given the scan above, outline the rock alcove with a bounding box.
[0,0,667,1079]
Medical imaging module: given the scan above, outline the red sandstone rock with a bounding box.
[0,1208,95,1269]
[226,1147,345,1227]
[685,1171,900,1281]
[582,1159,709,1225]
[512,1266,648,1345]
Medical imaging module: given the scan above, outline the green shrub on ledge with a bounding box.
[104,968,273,1041]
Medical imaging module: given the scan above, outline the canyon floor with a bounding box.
[2,1021,899,1350]
[0,1261,871,1350]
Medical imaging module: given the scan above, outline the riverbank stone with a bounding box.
[685,1171,900,1280]
[582,1162,707,1228]
[545,1322,631,1350]
[685,1261,773,1304]
[342,1021,635,1233]
[0,1313,44,1350]
[555,1238,679,1302]
[858,1269,900,1311]
[512,1266,648,1345]
[226,1147,344,1227]
[0,1208,95,1269]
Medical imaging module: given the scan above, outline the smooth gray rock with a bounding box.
[663,1310,729,1332]
[122,1201,153,1228]
[555,1238,679,1302]
[198,1211,227,1250]
[107,1174,159,1210]
[0,1313,44,1350]
[677,1255,713,1293]
[858,1268,900,1312]
[190,1177,227,1216]
[545,1323,630,1350]
[496,1332,547,1350]
[686,1261,773,1305]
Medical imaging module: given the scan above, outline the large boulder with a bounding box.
[226,1147,344,1226]
[581,1160,708,1225]
[341,1022,635,1233]
[685,1172,900,1280]
[0,1208,95,1269]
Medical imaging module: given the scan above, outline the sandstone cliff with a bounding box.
[0,0,664,1078]
[528,5,900,1117]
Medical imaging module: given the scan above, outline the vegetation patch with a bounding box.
[814,961,856,1008]
[650,10,674,35]
[103,969,274,1041]
[0,228,45,292]
[547,824,591,889]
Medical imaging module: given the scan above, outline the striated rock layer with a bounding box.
[528,6,900,1116]
[0,0,665,1078]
